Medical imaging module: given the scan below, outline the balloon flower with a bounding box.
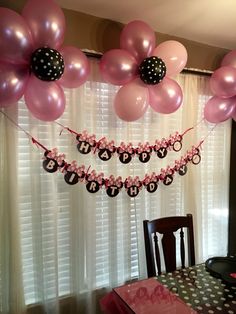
[0,0,90,121]
[100,20,187,121]
[204,50,236,123]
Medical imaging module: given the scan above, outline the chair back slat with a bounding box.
[153,233,161,275]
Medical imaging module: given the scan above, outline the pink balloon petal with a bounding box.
[114,79,149,121]
[204,95,236,123]
[59,46,90,88]
[148,78,183,114]
[0,62,29,108]
[153,40,188,77]
[22,0,66,49]
[100,49,138,85]
[221,50,236,68]
[120,20,156,63]
[210,66,236,98]
[0,8,33,65]
[24,76,65,121]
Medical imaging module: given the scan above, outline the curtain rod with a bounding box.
[83,50,213,77]
[182,68,213,76]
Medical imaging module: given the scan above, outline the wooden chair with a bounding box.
[143,214,195,277]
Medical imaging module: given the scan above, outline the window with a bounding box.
[0,59,231,313]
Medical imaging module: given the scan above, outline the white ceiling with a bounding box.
[57,0,236,50]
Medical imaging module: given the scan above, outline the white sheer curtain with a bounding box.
[0,58,231,314]
[0,108,26,314]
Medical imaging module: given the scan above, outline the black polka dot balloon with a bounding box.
[31,47,64,81]
[139,56,166,85]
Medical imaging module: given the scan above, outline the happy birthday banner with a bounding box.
[1,111,210,198]
[36,128,203,197]
[56,122,196,163]
[42,144,201,198]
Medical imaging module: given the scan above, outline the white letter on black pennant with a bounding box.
[146,182,158,193]
[139,152,150,163]
[77,141,91,154]
[43,158,58,173]
[86,181,100,193]
[178,165,187,176]
[64,171,79,185]
[163,175,173,186]
[157,147,167,159]
[119,152,132,164]
[127,185,139,197]
[98,149,112,161]
[106,185,120,197]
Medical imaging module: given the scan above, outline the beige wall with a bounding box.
[3,0,229,71]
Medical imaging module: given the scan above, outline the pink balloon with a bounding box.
[114,79,149,121]
[148,77,183,114]
[24,76,65,121]
[204,95,236,123]
[100,49,138,85]
[22,0,66,49]
[210,66,236,98]
[0,8,33,65]
[221,50,236,68]
[153,40,188,77]
[120,21,156,64]
[59,46,90,88]
[0,62,29,108]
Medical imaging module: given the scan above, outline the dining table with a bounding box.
[100,263,236,313]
